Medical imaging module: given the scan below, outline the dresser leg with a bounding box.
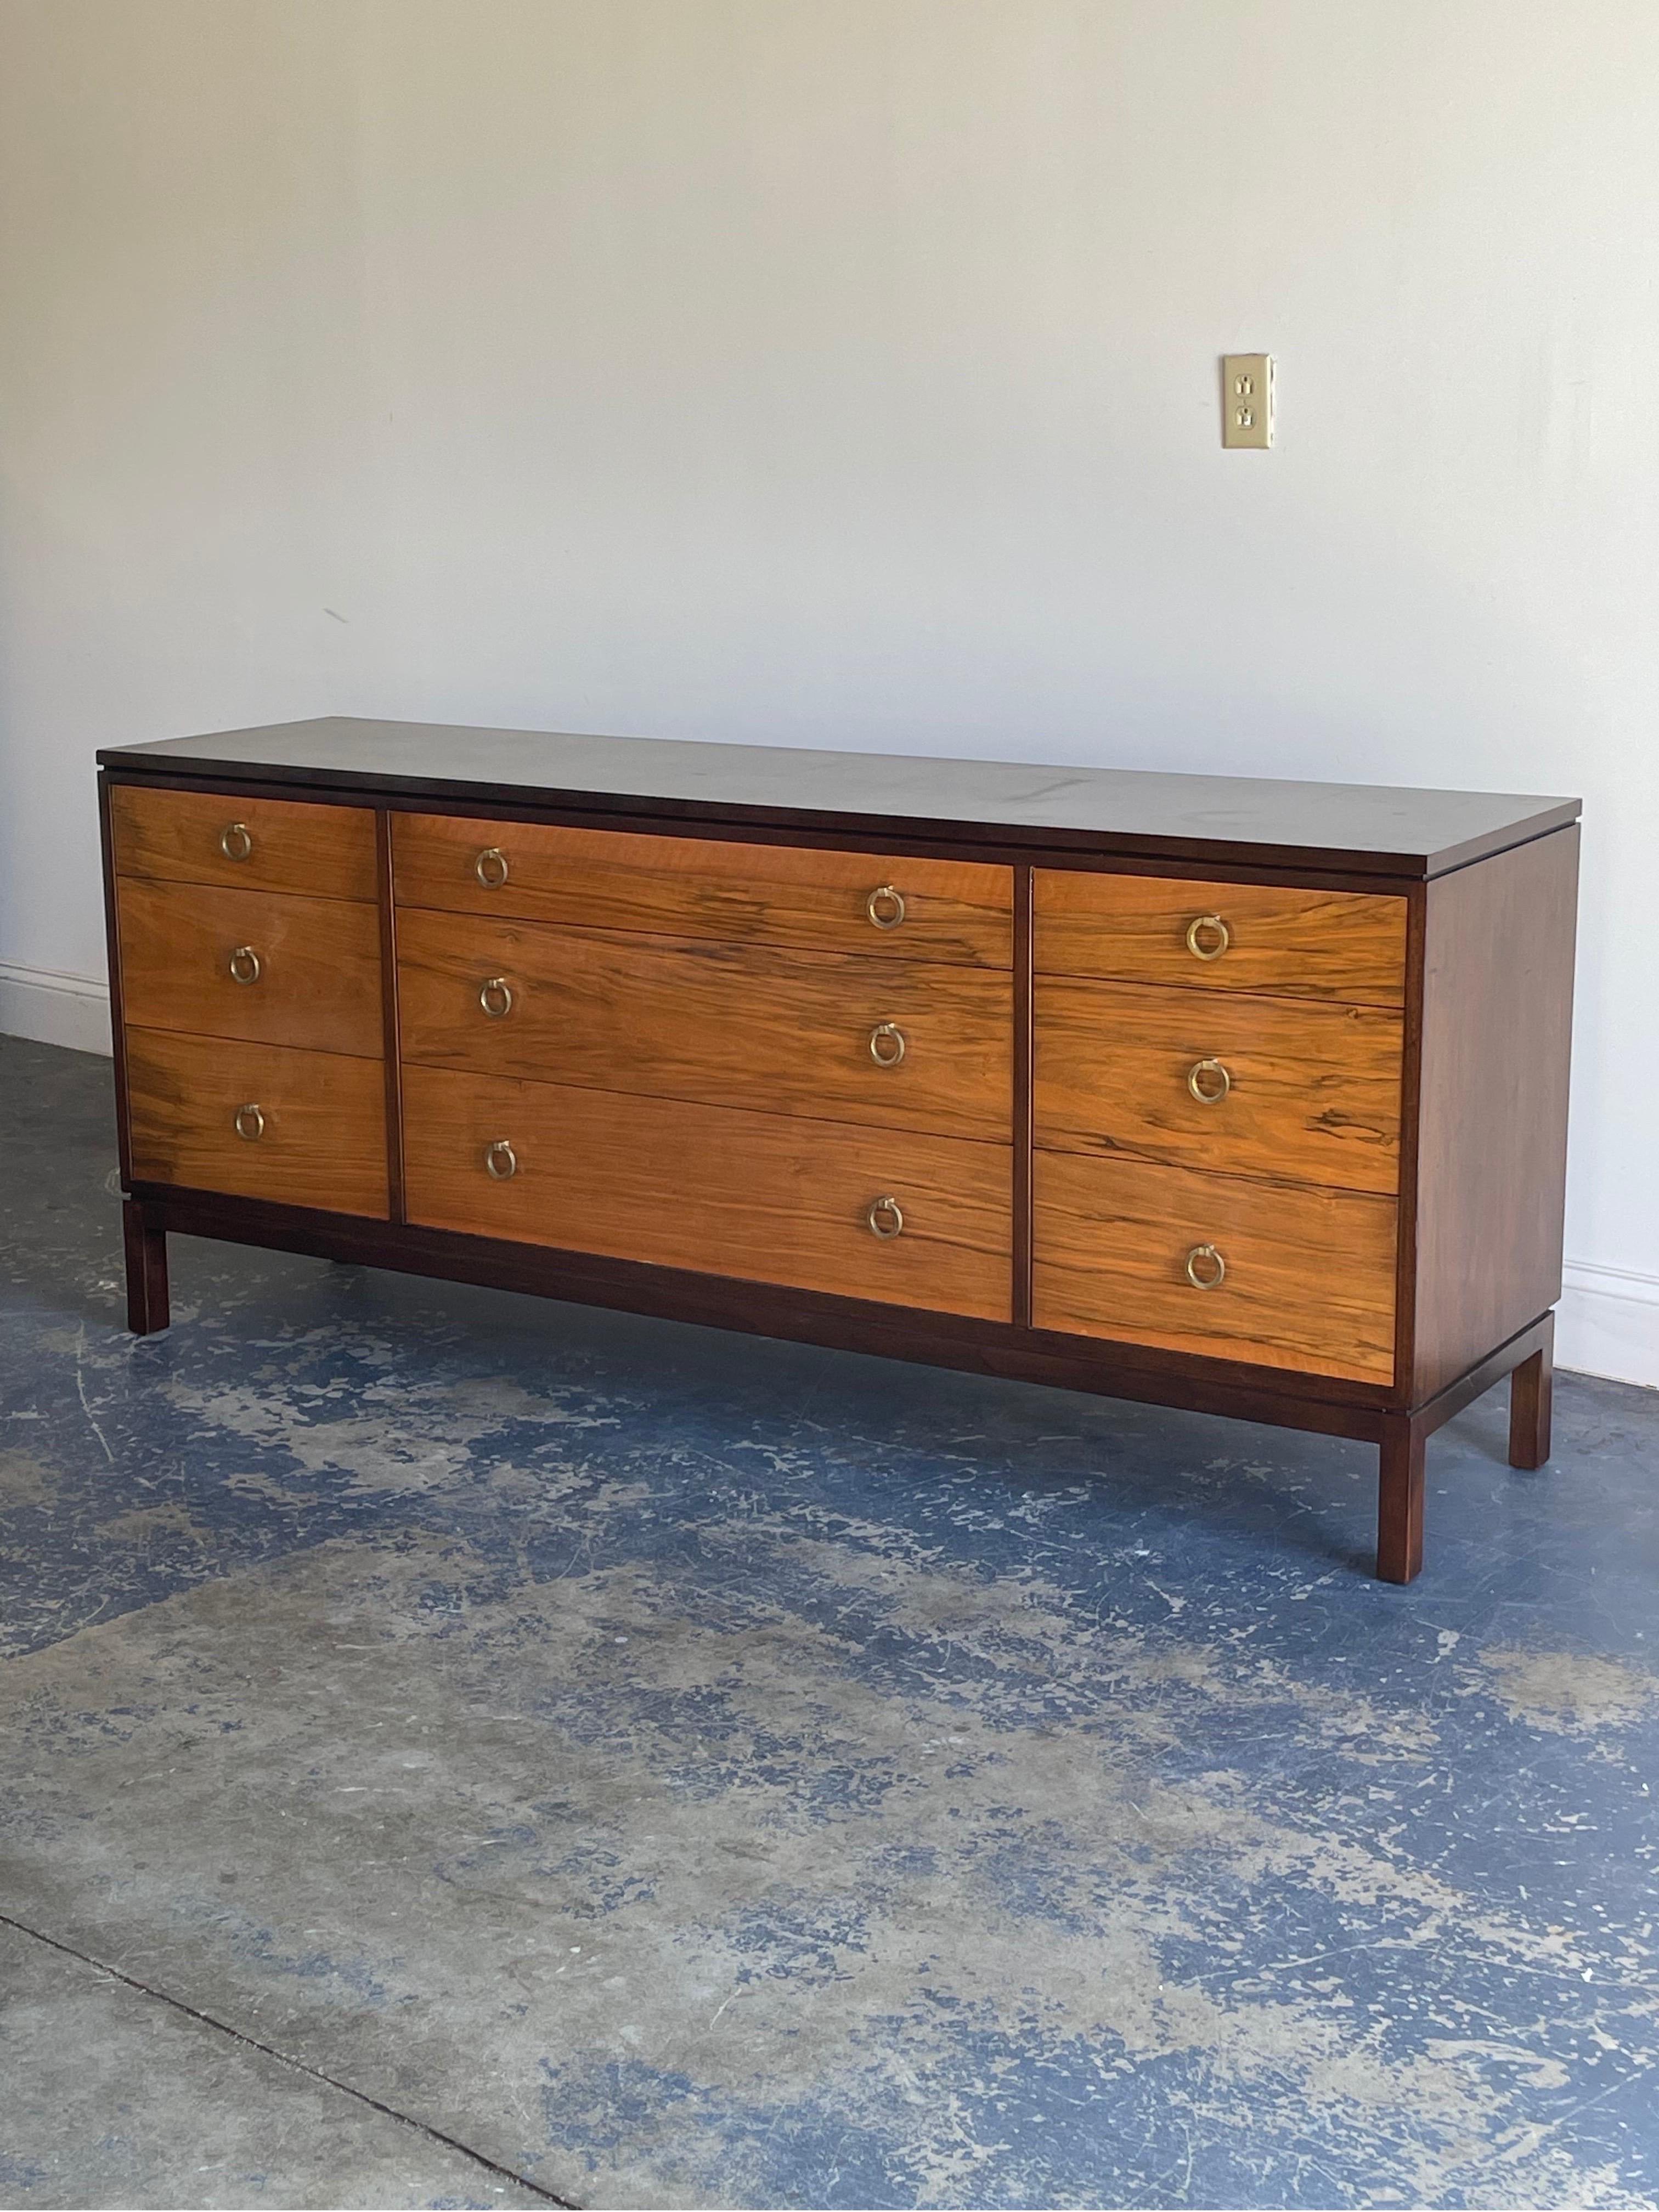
[1376,1416,1425,1583]
[1508,1316,1554,1471]
[122,1200,170,1336]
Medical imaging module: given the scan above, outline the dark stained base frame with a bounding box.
[120,1188,1554,1586]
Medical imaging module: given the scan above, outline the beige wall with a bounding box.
[2,0,1655,1379]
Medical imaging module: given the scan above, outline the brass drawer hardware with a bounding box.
[483,1138,517,1180]
[234,1102,265,1142]
[866,884,906,930]
[1187,1055,1230,1104]
[227,944,261,986]
[475,847,510,889]
[220,822,252,862]
[867,1193,905,1239]
[868,1020,906,1067]
[1186,913,1230,961]
[478,975,514,1019]
[1184,1242,1226,1289]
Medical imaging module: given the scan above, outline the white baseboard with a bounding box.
[1558,1260,1659,1390]
[0,958,1652,1388]
[0,961,112,1056]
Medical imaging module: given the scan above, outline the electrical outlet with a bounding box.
[1222,354,1273,449]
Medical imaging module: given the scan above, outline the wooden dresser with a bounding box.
[99,719,1581,1583]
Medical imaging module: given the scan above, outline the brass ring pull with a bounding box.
[866,884,906,930]
[479,975,514,1020]
[1186,913,1230,961]
[867,1194,905,1239]
[484,1138,517,1180]
[475,847,510,889]
[220,822,252,862]
[234,1102,265,1142]
[1187,1056,1230,1105]
[869,1021,907,1068]
[1185,1242,1226,1289]
[227,944,261,987]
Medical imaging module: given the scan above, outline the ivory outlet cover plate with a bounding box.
[1222,354,1273,448]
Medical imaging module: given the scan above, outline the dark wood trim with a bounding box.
[1508,1311,1554,1469]
[1376,1413,1426,1583]
[374,810,406,1224]
[1411,1311,1555,1440]
[1408,828,1578,1401]
[122,1198,170,1334]
[1391,879,1428,1401]
[1011,861,1033,1327]
[98,775,132,1187]
[125,1184,1561,1581]
[94,761,1550,895]
[139,1180,1454,1424]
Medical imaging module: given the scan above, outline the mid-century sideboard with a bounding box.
[98,719,1580,1582]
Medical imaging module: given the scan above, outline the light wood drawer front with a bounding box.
[1034,869,1407,1006]
[112,785,377,902]
[1034,1154,1396,1382]
[126,1029,388,1216]
[117,880,383,1059]
[397,912,1011,1141]
[403,1066,1012,1321]
[394,814,1012,967]
[1035,980,1401,1195]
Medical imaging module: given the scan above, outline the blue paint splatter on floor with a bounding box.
[1,1033,1656,2207]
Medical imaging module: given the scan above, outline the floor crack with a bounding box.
[0,1906,578,2209]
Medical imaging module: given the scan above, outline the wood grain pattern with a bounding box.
[116,878,383,1059]
[396,911,1011,1141]
[126,1028,389,1217]
[102,717,1581,881]
[1409,826,1578,1399]
[1508,1311,1554,1472]
[402,1065,1012,1320]
[111,783,377,901]
[122,1198,169,1334]
[1032,1152,1397,1382]
[1034,869,1408,1005]
[1035,977,1402,1195]
[394,813,1012,966]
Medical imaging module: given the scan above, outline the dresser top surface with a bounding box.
[99,716,1579,878]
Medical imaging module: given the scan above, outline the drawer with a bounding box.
[111,784,377,902]
[1034,869,1407,1006]
[1035,978,1401,1195]
[117,879,383,1059]
[397,912,1011,1142]
[393,814,1012,967]
[1033,1153,1396,1382]
[125,1029,389,1216]
[402,1066,1012,1321]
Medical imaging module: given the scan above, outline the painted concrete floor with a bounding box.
[0,1033,1656,2211]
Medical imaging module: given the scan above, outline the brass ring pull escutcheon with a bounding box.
[234,1102,264,1142]
[1185,913,1230,961]
[479,975,514,1019]
[867,1194,905,1240]
[228,944,261,987]
[475,847,510,889]
[220,822,252,862]
[866,884,906,930]
[484,1138,517,1180]
[869,1021,906,1067]
[1187,1055,1230,1105]
[1184,1242,1226,1289]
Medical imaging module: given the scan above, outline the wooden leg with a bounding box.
[122,1198,170,1335]
[1376,1415,1426,1584]
[1508,1313,1554,1471]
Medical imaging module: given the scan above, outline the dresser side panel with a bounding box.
[1410,827,1578,1402]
